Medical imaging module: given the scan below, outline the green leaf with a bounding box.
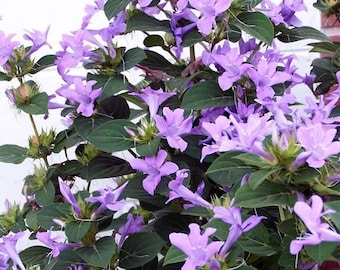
[45,249,84,270]
[76,236,116,268]
[136,137,160,156]
[119,232,166,268]
[325,201,340,231]
[35,180,55,206]
[88,74,128,100]
[97,95,130,119]
[144,34,165,47]
[73,115,112,139]
[248,168,280,190]
[36,203,70,230]
[181,206,212,218]
[234,180,296,208]
[126,11,171,32]
[163,246,186,266]
[53,128,82,153]
[231,12,274,45]
[17,92,48,115]
[30,55,57,74]
[305,242,337,265]
[277,26,331,43]
[0,144,27,164]
[202,218,230,241]
[182,80,234,110]
[206,152,256,186]
[116,47,147,73]
[0,71,12,81]
[65,220,91,243]
[86,119,136,152]
[20,246,51,267]
[234,152,271,167]
[104,0,130,20]
[181,29,203,47]
[309,41,338,53]
[80,155,135,180]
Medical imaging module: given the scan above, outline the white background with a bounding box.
[0,1,321,212]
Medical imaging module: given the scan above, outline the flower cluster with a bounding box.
[1,0,340,269]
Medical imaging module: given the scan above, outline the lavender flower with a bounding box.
[213,201,265,256]
[0,232,25,270]
[23,26,51,56]
[56,78,102,117]
[85,182,128,219]
[131,86,176,119]
[118,213,144,247]
[36,230,81,257]
[290,195,340,255]
[129,150,179,195]
[58,177,81,218]
[155,107,192,152]
[0,31,19,65]
[169,223,224,269]
[293,122,340,168]
[166,169,212,209]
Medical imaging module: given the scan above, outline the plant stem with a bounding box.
[278,205,285,221]
[29,114,49,167]
[189,45,196,62]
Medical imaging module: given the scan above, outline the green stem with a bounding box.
[189,45,196,62]
[29,114,49,167]
[278,205,285,222]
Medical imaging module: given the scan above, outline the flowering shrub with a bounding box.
[1,0,340,269]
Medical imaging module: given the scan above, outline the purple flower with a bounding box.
[166,169,212,209]
[131,86,176,119]
[36,230,81,257]
[293,122,340,169]
[118,213,144,247]
[290,195,340,255]
[155,107,192,152]
[213,201,265,256]
[129,150,179,195]
[188,0,232,35]
[86,182,128,219]
[58,177,81,218]
[169,223,224,269]
[0,31,19,65]
[23,26,51,56]
[0,232,25,270]
[56,78,102,117]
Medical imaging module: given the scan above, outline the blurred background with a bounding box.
[0,1,322,211]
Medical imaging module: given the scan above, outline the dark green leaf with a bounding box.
[116,47,147,72]
[127,11,171,32]
[45,249,84,270]
[181,80,234,110]
[97,95,130,119]
[202,218,230,241]
[234,180,297,208]
[73,115,112,139]
[206,152,256,186]
[17,92,48,115]
[305,242,337,265]
[36,203,70,230]
[309,41,338,53]
[104,0,130,20]
[277,26,331,43]
[181,29,203,47]
[53,128,82,153]
[234,152,271,167]
[144,35,165,47]
[30,55,57,74]
[76,236,116,268]
[0,144,27,164]
[325,201,340,231]
[136,137,160,156]
[35,180,55,206]
[119,232,166,268]
[86,119,136,152]
[248,168,280,190]
[80,155,135,180]
[88,74,128,100]
[181,206,212,218]
[20,246,51,267]
[0,71,12,81]
[231,12,274,45]
[163,246,186,266]
[65,220,91,243]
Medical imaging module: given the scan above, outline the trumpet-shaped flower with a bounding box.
[213,201,265,256]
[58,177,81,218]
[169,223,224,270]
[129,150,179,195]
[118,213,144,247]
[155,107,192,152]
[131,87,176,119]
[166,169,212,209]
[23,26,51,56]
[290,195,340,255]
[86,182,128,219]
[0,31,19,65]
[36,230,81,257]
[0,232,25,270]
[56,78,102,117]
